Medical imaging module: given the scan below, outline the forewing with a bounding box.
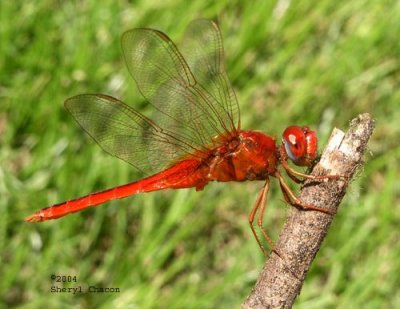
[65,94,202,174]
[121,22,239,151]
[179,19,240,132]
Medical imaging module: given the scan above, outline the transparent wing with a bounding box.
[65,94,205,174]
[179,19,240,131]
[66,20,240,175]
[121,20,240,150]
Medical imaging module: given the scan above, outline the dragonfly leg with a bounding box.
[280,148,346,182]
[249,182,268,256]
[275,170,334,215]
[248,179,282,258]
[257,178,285,258]
[285,170,303,184]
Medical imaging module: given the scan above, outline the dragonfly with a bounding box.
[25,19,340,255]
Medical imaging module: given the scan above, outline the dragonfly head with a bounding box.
[282,126,317,167]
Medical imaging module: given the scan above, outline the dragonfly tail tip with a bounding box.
[24,213,42,223]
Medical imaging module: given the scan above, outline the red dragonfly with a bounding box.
[26,19,338,254]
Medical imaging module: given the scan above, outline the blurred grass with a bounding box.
[1,0,399,308]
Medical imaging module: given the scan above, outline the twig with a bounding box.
[243,113,375,309]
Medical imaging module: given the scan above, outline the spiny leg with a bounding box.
[248,179,282,258]
[280,147,346,182]
[256,178,283,259]
[275,170,333,215]
[282,158,344,181]
[285,170,303,184]
[248,181,268,256]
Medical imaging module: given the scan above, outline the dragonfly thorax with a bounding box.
[204,130,278,182]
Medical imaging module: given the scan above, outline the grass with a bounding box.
[1,0,399,308]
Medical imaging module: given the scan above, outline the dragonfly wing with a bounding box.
[179,19,240,132]
[66,21,240,174]
[65,94,203,174]
[121,20,240,151]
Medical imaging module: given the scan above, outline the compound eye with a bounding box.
[282,125,317,166]
[283,127,306,163]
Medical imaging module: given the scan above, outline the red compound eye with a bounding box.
[282,126,317,166]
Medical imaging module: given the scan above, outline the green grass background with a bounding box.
[1,1,399,308]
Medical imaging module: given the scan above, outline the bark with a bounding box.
[243,113,375,309]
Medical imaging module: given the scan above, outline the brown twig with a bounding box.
[243,113,375,309]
